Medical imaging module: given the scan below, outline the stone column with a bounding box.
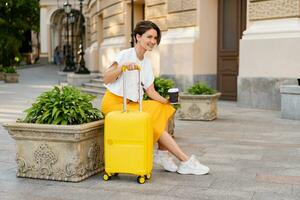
[238,0,300,110]
[40,6,49,64]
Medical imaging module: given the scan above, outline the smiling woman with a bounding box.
[101,20,210,178]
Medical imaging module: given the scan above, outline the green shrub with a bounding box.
[187,82,217,95]
[22,86,104,125]
[143,77,180,109]
[3,66,17,73]
[144,77,174,100]
[0,67,3,72]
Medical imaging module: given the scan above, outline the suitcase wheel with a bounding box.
[145,174,151,180]
[103,173,111,181]
[137,176,146,184]
[112,173,119,177]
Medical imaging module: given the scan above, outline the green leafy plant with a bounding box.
[3,66,17,73]
[0,67,3,72]
[143,77,180,109]
[187,82,217,95]
[22,86,104,125]
[144,77,174,100]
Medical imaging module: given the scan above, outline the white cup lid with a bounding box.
[168,88,179,93]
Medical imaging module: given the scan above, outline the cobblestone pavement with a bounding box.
[1,65,300,200]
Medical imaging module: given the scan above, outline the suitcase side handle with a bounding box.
[122,66,142,112]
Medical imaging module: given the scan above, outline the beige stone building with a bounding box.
[40,0,300,110]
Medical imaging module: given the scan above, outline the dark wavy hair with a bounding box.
[133,20,161,45]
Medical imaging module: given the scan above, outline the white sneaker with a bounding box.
[154,150,178,172]
[177,155,209,175]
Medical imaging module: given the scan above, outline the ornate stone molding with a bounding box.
[242,18,300,39]
[6,120,103,141]
[249,0,300,21]
[15,142,103,182]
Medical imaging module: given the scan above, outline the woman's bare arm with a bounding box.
[145,84,169,104]
[103,62,122,85]
[103,62,140,85]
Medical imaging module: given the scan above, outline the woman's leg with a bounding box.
[158,131,189,162]
[157,121,168,151]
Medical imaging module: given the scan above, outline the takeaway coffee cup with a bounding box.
[168,88,179,104]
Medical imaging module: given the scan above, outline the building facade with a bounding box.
[40,0,300,110]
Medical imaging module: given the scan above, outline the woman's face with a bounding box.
[136,28,158,51]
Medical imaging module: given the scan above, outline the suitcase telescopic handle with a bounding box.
[122,65,142,112]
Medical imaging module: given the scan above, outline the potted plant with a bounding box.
[3,86,105,182]
[4,66,19,83]
[177,82,221,121]
[0,67,4,81]
[144,77,178,137]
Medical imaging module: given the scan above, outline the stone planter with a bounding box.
[4,73,19,83]
[0,72,4,81]
[3,120,104,182]
[177,93,221,121]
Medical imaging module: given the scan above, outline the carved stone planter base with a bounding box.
[177,93,221,121]
[4,120,104,182]
[16,165,103,182]
[4,73,19,83]
[0,72,4,81]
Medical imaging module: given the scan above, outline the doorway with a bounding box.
[217,0,246,100]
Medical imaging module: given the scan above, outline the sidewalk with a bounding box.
[1,65,300,200]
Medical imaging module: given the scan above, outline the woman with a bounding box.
[101,20,209,175]
[53,46,60,65]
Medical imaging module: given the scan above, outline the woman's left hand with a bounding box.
[145,84,170,104]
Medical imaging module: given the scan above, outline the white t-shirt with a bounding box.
[105,48,154,102]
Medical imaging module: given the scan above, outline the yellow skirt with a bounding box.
[101,91,175,143]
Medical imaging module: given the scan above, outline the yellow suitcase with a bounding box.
[103,67,153,184]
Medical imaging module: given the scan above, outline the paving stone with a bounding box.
[209,174,293,195]
[256,174,300,185]
[251,191,298,200]
[109,191,183,200]
[91,173,178,194]
[167,187,254,200]
[292,185,300,196]
[29,185,115,200]
[0,166,17,181]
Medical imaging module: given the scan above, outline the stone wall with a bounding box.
[249,0,300,20]
[167,0,197,28]
[145,0,167,30]
[100,0,124,38]
[144,0,197,30]
[87,0,98,46]
[85,0,126,40]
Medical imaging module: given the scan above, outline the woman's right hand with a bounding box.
[103,62,140,84]
[119,62,140,71]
